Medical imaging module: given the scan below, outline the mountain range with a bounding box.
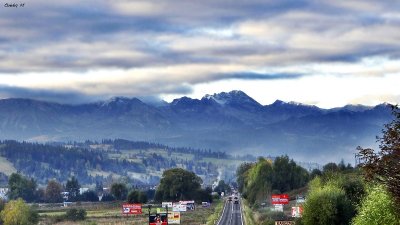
[0,90,393,163]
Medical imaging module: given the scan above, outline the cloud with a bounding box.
[0,85,98,104]
[222,72,305,80]
[0,0,399,106]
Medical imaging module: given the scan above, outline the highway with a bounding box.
[217,198,244,225]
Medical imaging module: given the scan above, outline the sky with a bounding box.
[1,0,400,108]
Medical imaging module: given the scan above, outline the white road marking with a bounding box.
[217,200,228,225]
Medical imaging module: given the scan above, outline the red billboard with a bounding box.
[272,194,289,205]
[122,203,142,215]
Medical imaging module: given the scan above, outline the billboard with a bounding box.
[179,200,195,204]
[179,200,195,210]
[149,214,168,225]
[122,203,142,215]
[296,195,305,204]
[162,202,173,208]
[275,221,294,225]
[291,206,303,218]
[272,194,289,205]
[272,204,283,212]
[168,212,181,224]
[173,203,187,212]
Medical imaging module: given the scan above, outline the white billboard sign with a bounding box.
[162,202,173,208]
[172,203,186,212]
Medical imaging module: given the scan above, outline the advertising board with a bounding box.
[168,212,181,224]
[291,206,303,218]
[272,194,289,205]
[296,196,305,204]
[272,204,283,212]
[162,202,173,208]
[149,214,167,225]
[275,221,294,225]
[122,203,142,215]
[172,203,186,212]
[179,200,195,210]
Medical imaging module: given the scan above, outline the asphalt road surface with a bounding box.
[217,199,244,225]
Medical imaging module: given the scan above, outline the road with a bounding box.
[217,199,244,225]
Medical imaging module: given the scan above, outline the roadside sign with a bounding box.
[186,203,195,210]
[296,195,305,204]
[275,221,294,225]
[272,204,283,212]
[291,206,303,218]
[272,194,289,205]
[149,214,168,225]
[173,203,186,212]
[168,212,181,224]
[179,200,195,204]
[179,200,195,210]
[162,202,173,208]
[122,203,142,215]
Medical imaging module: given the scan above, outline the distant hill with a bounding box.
[0,139,248,185]
[0,91,393,163]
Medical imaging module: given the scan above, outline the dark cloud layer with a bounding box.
[0,85,99,104]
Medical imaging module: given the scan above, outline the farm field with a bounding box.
[37,201,220,225]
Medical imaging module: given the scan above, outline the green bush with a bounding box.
[259,210,287,222]
[0,198,38,225]
[65,208,87,221]
[302,183,354,225]
[352,184,399,225]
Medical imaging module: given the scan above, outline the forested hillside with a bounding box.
[0,139,249,185]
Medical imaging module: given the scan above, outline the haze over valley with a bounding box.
[0,90,392,163]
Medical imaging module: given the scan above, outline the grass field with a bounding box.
[38,201,220,225]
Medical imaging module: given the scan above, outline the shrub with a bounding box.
[0,198,38,225]
[65,208,87,221]
[80,190,99,202]
[101,193,115,202]
[352,184,399,225]
[302,183,354,225]
[110,183,128,200]
[127,190,139,203]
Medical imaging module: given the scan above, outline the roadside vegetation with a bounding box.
[237,105,400,225]
[205,199,223,225]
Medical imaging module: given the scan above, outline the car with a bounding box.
[228,196,232,201]
[233,196,239,204]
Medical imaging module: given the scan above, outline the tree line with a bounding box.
[0,139,226,186]
[237,155,310,207]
